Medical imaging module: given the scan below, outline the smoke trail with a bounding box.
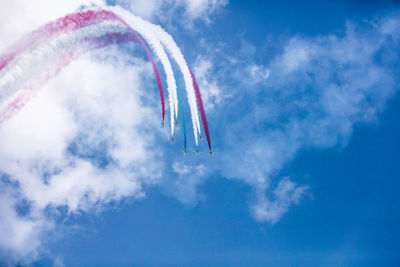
[0,10,118,72]
[145,22,202,145]
[106,6,178,135]
[0,23,126,96]
[129,30,166,124]
[0,24,134,123]
[0,24,128,102]
[190,69,212,152]
[0,10,167,126]
[0,8,210,150]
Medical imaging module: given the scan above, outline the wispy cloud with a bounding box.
[0,49,164,261]
[112,0,228,25]
[193,56,224,110]
[252,178,309,224]
[187,12,400,224]
[0,181,51,262]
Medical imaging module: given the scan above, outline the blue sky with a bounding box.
[0,0,400,266]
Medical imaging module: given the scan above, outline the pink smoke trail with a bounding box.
[0,10,114,71]
[190,69,212,152]
[0,10,166,122]
[0,50,80,124]
[1,30,141,124]
[1,9,211,151]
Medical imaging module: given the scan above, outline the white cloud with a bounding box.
[193,56,223,110]
[181,0,228,21]
[120,0,163,20]
[203,14,400,224]
[252,178,309,224]
[171,162,206,204]
[53,257,66,267]
[247,64,270,84]
[0,49,164,261]
[281,39,313,72]
[0,184,52,262]
[119,0,228,23]
[0,0,104,51]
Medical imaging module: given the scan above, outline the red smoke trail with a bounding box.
[85,30,165,122]
[0,10,114,71]
[0,31,136,124]
[0,9,212,151]
[0,51,80,124]
[190,69,211,152]
[0,10,166,122]
[110,15,166,122]
[134,33,165,122]
[85,32,138,49]
[0,54,15,71]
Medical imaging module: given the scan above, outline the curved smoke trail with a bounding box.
[0,23,134,123]
[0,8,212,152]
[0,10,167,130]
[146,23,202,145]
[190,69,211,152]
[105,6,179,135]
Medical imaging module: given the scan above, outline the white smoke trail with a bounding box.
[1,6,199,141]
[105,6,178,136]
[145,23,202,144]
[0,23,129,112]
[103,6,200,144]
